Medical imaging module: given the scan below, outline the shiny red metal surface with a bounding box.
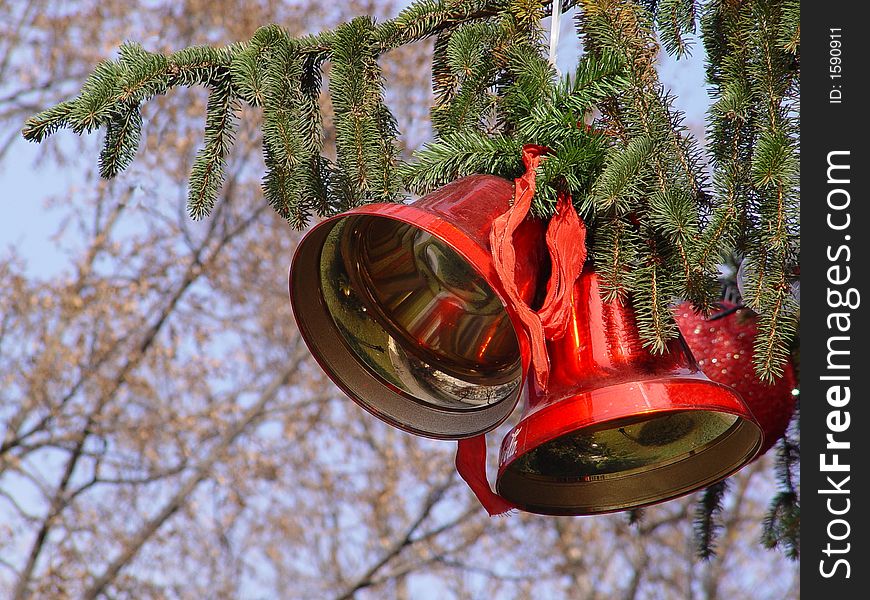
[289,175,546,439]
[346,177,544,307]
[496,269,763,515]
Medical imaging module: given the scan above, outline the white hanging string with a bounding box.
[548,0,563,77]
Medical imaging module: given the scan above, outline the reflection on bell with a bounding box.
[289,176,545,439]
[496,270,763,515]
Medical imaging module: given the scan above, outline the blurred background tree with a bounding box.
[1,1,797,598]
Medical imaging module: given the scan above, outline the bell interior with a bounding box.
[498,408,761,515]
[317,215,523,412]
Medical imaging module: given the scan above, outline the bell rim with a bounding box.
[288,192,532,440]
[495,376,763,515]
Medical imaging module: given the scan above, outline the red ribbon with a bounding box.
[455,435,516,516]
[488,144,587,389]
[456,144,587,516]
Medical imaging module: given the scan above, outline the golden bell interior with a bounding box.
[498,406,762,516]
[315,215,522,412]
[510,411,739,479]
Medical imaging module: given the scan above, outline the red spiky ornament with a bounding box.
[675,302,797,456]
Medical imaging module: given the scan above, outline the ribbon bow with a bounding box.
[456,144,587,516]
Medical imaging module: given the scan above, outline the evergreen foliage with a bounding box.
[22,0,800,556]
[761,425,800,559]
[699,0,799,381]
[694,479,729,560]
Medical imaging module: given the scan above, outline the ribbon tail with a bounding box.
[538,191,587,341]
[488,145,553,390]
[455,436,516,516]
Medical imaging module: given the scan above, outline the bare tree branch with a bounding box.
[83,339,305,599]
[333,476,453,600]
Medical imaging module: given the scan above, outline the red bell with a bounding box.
[495,270,763,515]
[289,176,545,439]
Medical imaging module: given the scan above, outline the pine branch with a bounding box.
[20,100,75,142]
[593,215,637,303]
[331,17,401,209]
[98,102,142,179]
[438,21,500,135]
[559,50,630,113]
[694,479,730,560]
[589,135,653,214]
[400,130,523,194]
[777,0,800,55]
[299,53,331,217]
[630,240,680,353]
[24,1,583,226]
[260,30,309,224]
[655,0,697,58]
[574,0,719,350]
[700,0,799,379]
[761,427,800,558]
[410,11,624,213]
[187,71,239,220]
[67,59,124,135]
[430,29,461,136]
[231,24,288,107]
